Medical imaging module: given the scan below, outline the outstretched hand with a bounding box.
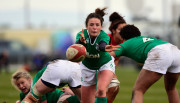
[62,87,74,95]
[105,45,120,52]
[79,29,86,44]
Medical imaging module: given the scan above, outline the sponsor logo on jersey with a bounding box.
[143,37,154,43]
[86,38,89,43]
[86,52,100,58]
[96,43,100,51]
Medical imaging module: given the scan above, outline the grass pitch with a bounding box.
[0,65,179,103]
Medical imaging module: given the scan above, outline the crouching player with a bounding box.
[13,59,81,103]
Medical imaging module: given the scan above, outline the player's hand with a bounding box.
[79,29,86,44]
[62,87,74,95]
[105,45,120,52]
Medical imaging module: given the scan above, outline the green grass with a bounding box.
[0,65,180,103]
[114,65,180,103]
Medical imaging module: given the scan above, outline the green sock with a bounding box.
[95,97,107,103]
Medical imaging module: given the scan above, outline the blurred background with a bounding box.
[0,0,180,71]
[0,0,180,102]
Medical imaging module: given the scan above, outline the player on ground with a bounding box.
[21,60,81,103]
[110,24,180,103]
[76,7,119,103]
[12,67,79,103]
[12,70,68,103]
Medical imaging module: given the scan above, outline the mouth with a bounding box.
[91,32,98,35]
[21,88,28,93]
[92,31,97,33]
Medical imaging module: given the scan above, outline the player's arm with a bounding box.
[58,87,81,103]
[76,29,86,44]
[62,87,74,95]
[22,79,55,103]
[108,45,122,57]
[105,45,120,52]
[109,51,116,57]
[97,41,107,51]
[58,94,80,103]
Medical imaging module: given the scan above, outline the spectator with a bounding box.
[0,49,9,73]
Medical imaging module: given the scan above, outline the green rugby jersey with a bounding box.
[76,29,112,70]
[114,36,168,63]
[19,89,63,103]
[46,89,64,103]
[20,92,28,101]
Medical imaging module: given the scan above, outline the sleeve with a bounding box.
[113,45,124,57]
[66,95,80,103]
[97,41,107,52]
[41,95,47,102]
[32,66,46,86]
[99,30,110,45]
[75,39,83,44]
[19,92,25,101]
[75,31,82,43]
[75,31,87,46]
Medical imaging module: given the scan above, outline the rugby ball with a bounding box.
[66,44,86,62]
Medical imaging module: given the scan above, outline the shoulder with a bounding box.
[99,30,109,38]
[100,30,107,35]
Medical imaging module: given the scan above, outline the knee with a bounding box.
[96,88,106,97]
[165,85,176,92]
[132,88,144,96]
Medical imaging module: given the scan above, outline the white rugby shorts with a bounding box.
[143,43,180,74]
[80,57,115,86]
[41,60,81,87]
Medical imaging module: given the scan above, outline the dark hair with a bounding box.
[109,12,126,33]
[120,24,141,40]
[85,8,107,26]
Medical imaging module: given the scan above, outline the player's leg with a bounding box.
[96,66,119,103]
[81,85,96,103]
[132,43,176,103]
[96,58,115,103]
[164,72,180,103]
[106,74,120,103]
[80,63,97,103]
[131,69,163,103]
[164,44,180,103]
[96,70,114,103]
[22,79,55,103]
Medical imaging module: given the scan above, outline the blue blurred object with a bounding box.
[51,30,74,59]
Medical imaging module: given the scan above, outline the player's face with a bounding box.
[113,23,126,42]
[15,78,31,93]
[86,18,102,38]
